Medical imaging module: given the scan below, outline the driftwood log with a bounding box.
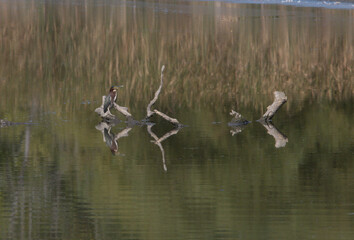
[259,91,287,122]
[95,96,132,120]
[229,91,288,147]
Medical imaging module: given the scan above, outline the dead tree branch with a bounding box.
[95,96,132,120]
[113,103,132,118]
[154,109,182,127]
[146,65,165,119]
[259,91,287,122]
[144,65,183,126]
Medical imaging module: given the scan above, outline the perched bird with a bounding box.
[103,86,120,113]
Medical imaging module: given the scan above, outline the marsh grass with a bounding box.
[0,1,353,118]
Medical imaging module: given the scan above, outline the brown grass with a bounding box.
[0,1,352,117]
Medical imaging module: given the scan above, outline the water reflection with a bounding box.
[96,118,183,171]
[147,125,182,171]
[258,120,288,148]
[95,121,132,155]
[228,110,251,136]
[228,111,288,148]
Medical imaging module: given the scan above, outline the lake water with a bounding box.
[0,0,353,240]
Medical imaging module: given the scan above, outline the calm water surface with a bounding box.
[0,0,353,240]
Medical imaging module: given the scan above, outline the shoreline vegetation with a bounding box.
[0,1,353,118]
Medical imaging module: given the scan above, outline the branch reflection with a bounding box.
[147,125,182,172]
[258,121,288,148]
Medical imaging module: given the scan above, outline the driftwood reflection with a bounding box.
[147,125,182,172]
[228,115,288,148]
[95,122,132,155]
[228,110,250,136]
[258,121,288,148]
[228,91,288,148]
[95,120,182,170]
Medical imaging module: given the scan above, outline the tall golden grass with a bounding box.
[0,1,352,117]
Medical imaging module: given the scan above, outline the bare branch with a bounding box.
[259,91,287,121]
[113,102,132,117]
[154,109,181,126]
[146,65,165,119]
[94,106,115,119]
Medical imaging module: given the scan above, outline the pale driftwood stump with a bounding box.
[259,91,287,122]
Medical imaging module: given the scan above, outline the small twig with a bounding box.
[259,91,287,122]
[146,65,165,119]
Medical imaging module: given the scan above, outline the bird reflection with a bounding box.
[96,122,132,155]
[95,120,183,170]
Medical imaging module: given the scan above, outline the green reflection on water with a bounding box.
[0,103,353,239]
[0,0,353,240]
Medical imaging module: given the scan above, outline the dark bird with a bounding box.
[103,86,120,113]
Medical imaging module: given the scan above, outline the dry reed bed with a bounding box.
[0,1,352,116]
